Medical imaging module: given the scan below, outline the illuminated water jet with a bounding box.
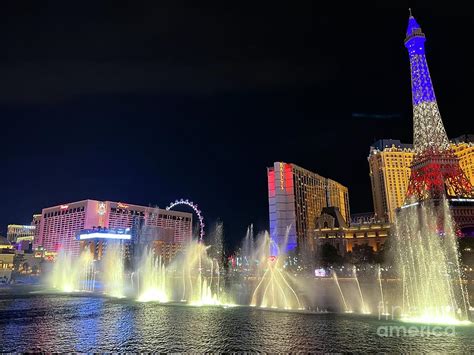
[102,242,125,298]
[394,198,470,323]
[331,271,351,313]
[377,265,389,316]
[49,250,95,292]
[137,248,168,302]
[182,242,223,306]
[134,223,232,306]
[352,266,370,314]
[249,230,303,310]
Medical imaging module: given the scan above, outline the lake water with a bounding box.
[1,293,474,352]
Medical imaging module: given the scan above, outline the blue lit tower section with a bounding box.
[267,162,297,254]
[404,10,450,155]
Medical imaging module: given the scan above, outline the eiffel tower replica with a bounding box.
[403,10,474,234]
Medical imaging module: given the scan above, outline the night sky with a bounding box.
[1,4,472,250]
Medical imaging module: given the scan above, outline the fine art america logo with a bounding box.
[376,302,457,337]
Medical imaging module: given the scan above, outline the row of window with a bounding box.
[150,214,191,221]
[110,208,146,216]
[44,207,85,218]
[320,232,385,238]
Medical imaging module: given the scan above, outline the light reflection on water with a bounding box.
[0,294,473,352]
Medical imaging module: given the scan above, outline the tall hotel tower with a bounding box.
[267,162,350,253]
[368,139,414,223]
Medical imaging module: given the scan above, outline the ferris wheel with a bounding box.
[165,199,205,240]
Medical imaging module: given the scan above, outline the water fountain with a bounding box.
[352,266,370,314]
[377,265,389,316]
[331,270,351,313]
[134,221,230,306]
[394,198,470,324]
[137,248,168,302]
[101,242,125,298]
[49,250,95,292]
[180,241,224,306]
[242,224,255,270]
[249,230,303,310]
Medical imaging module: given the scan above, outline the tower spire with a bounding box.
[408,8,412,18]
[404,12,449,154]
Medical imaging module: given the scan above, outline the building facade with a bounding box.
[31,214,42,243]
[267,162,350,253]
[152,240,185,265]
[368,139,414,223]
[313,207,391,257]
[7,224,36,243]
[0,236,15,279]
[35,200,193,255]
[451,135,474,187]
[368,136,474,223]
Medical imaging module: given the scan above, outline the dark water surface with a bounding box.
[1,293,474,352]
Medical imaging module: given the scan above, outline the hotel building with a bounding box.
[267,162,350,253]
[452,135,474,187]
[35,199,192,256]
[368,139,414,223]
[368,136,474,223]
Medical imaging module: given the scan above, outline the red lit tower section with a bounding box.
[267,162,297,252]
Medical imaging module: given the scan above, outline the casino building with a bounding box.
[35,199,193,256]
[313,208,391,257]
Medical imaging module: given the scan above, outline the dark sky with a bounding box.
[1,3,472,250]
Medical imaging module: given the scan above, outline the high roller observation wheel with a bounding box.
[165,199,205,240]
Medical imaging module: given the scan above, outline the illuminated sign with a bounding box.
[78,232,131,240]
[314,268,327,277]
[117,202,129,209]
[77,228,132,241]
[8,225,35,229]
[98,202,107,216]
[451,198,474,202]
[16,236,34,242]
[60,205,69,210]
[279,162,284,190]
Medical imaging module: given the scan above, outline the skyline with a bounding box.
[1,5,473,248]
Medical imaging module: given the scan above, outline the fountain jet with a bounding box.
[102,242,125,298]
[377,265,389,316]
[49,250,95,293]
[394,198,470,324]
[331,270,351,313]
[352,266,370,314]
[137,248,168,302]
[249,229,303,310]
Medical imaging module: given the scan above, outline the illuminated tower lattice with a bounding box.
[404,10,473,201]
